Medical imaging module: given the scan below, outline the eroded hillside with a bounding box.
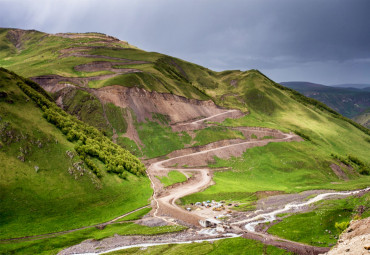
[0,28,370,255]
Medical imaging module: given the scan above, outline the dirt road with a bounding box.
[147,112,301,226]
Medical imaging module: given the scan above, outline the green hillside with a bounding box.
[0,68,151,239]
[353,108,370,128]
[280,81,370,119]
[1,28,369,187]
[0,28,370,254]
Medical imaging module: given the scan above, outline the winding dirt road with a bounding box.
[147,111,302,226]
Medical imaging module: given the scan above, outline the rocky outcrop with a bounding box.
[322,218,370,255]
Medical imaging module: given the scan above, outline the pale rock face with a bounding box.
[323,218,370,255]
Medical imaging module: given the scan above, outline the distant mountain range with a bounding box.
[331,83,370,90]
[280,82,370,127]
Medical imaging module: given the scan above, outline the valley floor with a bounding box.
[1,30,369,254]
[56,112,369,255]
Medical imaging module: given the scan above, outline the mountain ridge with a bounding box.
[1,27,370,254]
[281,81,370,120]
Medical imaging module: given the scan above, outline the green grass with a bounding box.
[0,223,186,255]
[105,103,128,133]
[136,119,191,158]
[193,126,245,146]
[1,28,370,254]
[157,171,188,187]
[181,141,370,204]
[117,137,143,157]
[118,207,152,221]
[0,29,134,78]
[105,237,293,255]
[353,107,370,128]
[0,69,152,239]
[60,88,112,134]
[181,192,257,205]
[89,72,162,91]
[268,193,370,247]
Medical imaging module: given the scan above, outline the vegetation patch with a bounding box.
[331,153,370,175]
[9,68,145,177]
[268,193,370,247]
[0,223,186,255]
[0,68,152,239]
[117,137,143,157]
[105,103,128,133]
[185,141,370,205]
[193,126,244,146]
[156,171,187,187]
[60,88,112,136]
[118,207,152,221]
[105,237,293,255]
[136,119,191,158]
[269,75,370,136]
[181,192,257,205]
[243,87,281,116]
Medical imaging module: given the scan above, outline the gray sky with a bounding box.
[1,0,369,84]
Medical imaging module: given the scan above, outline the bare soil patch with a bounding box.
[330,163,349,180]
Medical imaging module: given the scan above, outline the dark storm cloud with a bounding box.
[0,0,369,84]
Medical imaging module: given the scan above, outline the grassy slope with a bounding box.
[1,28,370,253]
[118,207,152,221]
[0,223,185,255]
[135,118,191,159]
[117,137,143,157]
[268,193,370,247]
[193,126,245,146]
[353,107,370,128]
[0,69,152,239]
[157,171,188,187]
[59,87,113,135]
[1,27,369,203]
[280,81,370,118]
[182,71,370,203]
[105,237,293,255]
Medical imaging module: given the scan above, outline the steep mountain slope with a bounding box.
[280,81,370,119]
[353,107,370,128]
[0,68,151,239]
[1,28,369,180]
[1,28,370,254]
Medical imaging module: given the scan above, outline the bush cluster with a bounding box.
[335,221,349,233]
[16,78,146,178]
[347,155,370,175]
[330,153,369,175]
[293,130,311,141]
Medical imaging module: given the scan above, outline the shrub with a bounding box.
[14,71,146,178]
[293,130,311,141]
[335,221,349,233]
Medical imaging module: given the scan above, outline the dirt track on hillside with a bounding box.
[25,39,343,254]
[0,205,150,243]
[147,112,302,227]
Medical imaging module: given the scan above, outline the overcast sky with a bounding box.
[1,0,369,85]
